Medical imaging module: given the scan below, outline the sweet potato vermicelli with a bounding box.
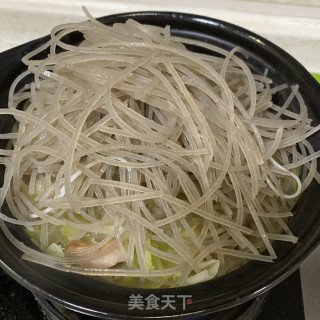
[0,9,319,288]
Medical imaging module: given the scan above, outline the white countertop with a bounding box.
[0,1,319,319]
[0,0,320,73]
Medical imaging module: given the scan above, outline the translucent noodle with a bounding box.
[0,9,319,288]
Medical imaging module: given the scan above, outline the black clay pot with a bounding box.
[0,11,319,320]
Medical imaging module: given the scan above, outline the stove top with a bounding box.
[0,268,304,320]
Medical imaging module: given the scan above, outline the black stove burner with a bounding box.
[0,269,44,320]
[0,269,305,320]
